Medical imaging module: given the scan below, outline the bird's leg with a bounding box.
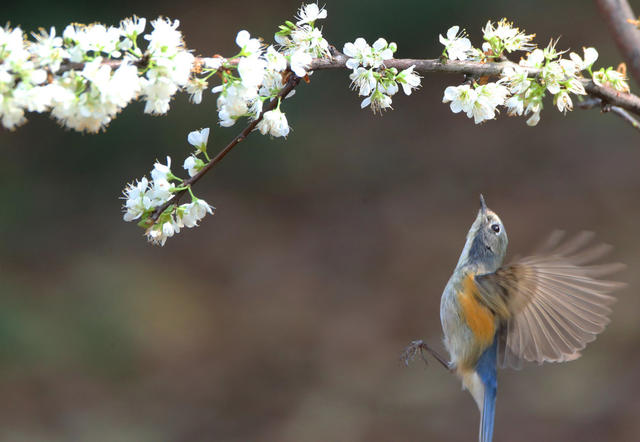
[401,339,452,372]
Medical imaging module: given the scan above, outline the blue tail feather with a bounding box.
[476,338,498,442]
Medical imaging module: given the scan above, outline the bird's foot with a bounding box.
[401,339,452,372]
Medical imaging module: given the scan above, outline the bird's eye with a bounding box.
[491,224,500,233]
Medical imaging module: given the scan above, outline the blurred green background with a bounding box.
[2,1,640,441]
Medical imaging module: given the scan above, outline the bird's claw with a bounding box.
[401,339,452,372]
[401,340,429,367]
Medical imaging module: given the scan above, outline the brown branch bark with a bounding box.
[596,0,640,84]
[577,96,640,132]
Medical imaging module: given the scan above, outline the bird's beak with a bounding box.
[479,194,487,214]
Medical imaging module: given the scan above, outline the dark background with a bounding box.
[2,1,639,441]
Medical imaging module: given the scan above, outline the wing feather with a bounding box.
[475,231,625,369]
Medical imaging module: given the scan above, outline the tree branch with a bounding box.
[56,51,640,118]
[596,0,640,84]
[133,46,640,227]
[149,73,301,223]
[142,51,640,227]
[578,96,640,132]
[310,51,640,118]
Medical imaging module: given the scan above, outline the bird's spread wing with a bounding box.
[474,231,626,369]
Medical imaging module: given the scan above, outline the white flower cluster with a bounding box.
[122,128,214,246]
[139,18,195,114]
[0,17,204,132]
[439,19,534,62]
[592,66,630,93]
[443,82,510,124]
[120,4,334,245]
[275,3,330,77]
[342,38,421,113]
[440,21,631,126]
[481,19,535,57]
[210,3,331,134]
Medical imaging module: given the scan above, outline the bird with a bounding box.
[404,195,625,442]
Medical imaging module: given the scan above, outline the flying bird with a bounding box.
[404,195,625,442]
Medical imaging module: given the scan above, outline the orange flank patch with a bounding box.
[458,274,496,346]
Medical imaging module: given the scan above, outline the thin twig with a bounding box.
[609,106,640,130]
[578,96,640,132]
[595,0,640,84]
[149,73,301,222]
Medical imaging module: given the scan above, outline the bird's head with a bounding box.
[458,195,509,271]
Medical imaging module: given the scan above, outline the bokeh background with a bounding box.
[2,1,640,441]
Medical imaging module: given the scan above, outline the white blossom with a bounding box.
[592,67,630,93]
[520,48,545,68]
[439,26,472,61]
[526,110,541,126]
[482,19,535,54]
[290,25,329,58]
[203,57,224,70]
[361,90,393,113]
[555,90,572,113]
[138,19,194,116]
[349,67,377,96]
[265,46,287,72]
[396,66,421,95]
[183,155,203,177]
[122,177,152,221]
[260,70,287,97]
[140,51,194,114]
[29,27,66,73]
[566,77,586,95]
[109,62,142,105]
[180,199,215,228]
[500,65,531,94]
[187,127,210,150]
[120,16,146,38]
[290,49,313,77]
[378,76,398,96]
[238,55,266,88]
[478,82,509,109]
[186,77,208,104]
[0,26,29,64]
[148,177,174,205]
[505,95,524,116]
[570,47,598,71]
[372,38,394,61]
[151,156,173,182]
[442,84,477,114]
[145,226,166,246]
[465,82,508,123]
[343,38,371,70]
[442,82,507,124]
[215,82,257,127]
[145,18,183,55]
[541,61,564,94]
[296,3,328,25]
[146,219,178,246]
[236,30,262,57]
[257,108,290,137]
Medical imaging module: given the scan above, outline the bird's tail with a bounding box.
[476,338,498,442]
[480,377,496,442]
